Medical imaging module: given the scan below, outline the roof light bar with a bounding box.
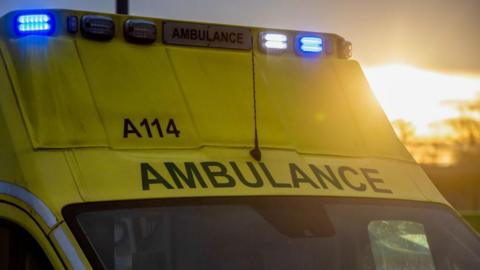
[16,14,53,35]
[298,35,323,54]
[124,19,157,44]
[259,32,288,52]
[81,15,115,41]
[66,16,78,34]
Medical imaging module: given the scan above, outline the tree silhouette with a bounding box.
[441,94,480,164]
[392,119,416,144]
[443,95,480,147]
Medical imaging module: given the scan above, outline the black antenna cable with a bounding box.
[250,38,262,161]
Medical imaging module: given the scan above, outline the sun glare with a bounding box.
[364,64,480,137]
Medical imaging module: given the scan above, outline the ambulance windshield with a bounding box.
[65,197,480,270]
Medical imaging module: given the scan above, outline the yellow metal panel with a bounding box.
[0,44,84,217]
[166,47,254,145]
[405,164,449,204]
[332,60,413,160]
[0,114,21,181]
[75,38,201,149]
[5,36,107,148]
[71,147,445,204]
[0,78,22,182]
[2,11,414,163]
[255,51,365,155]
[0,9,450,216]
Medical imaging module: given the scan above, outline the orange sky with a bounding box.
[364,64,480,137]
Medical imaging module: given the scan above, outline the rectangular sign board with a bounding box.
[163,21,252,50]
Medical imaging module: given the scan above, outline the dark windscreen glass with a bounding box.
[66,197,480,270]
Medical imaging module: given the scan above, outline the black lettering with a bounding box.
[166,119,181,137]
[123,118,142,138]
[290,164,319,188]
[237,33,243,44]
[213,31,221,41]
[207,31,213,42]
[151,118,164,137]
[219,32,227,42]
[141,163,174,190]
[165,162,207,189]
[229,32,236,43]
[191,29,197,40]
[338,166,367,191]
[230,162,264,188]
[259,163,292,188]
[140,118,153,138]
[201,162,235,188]
[309,164,344,190]
[361,168,392,194]
[172,28,180,39]
[179,28,189,39]
[198,29,206,40]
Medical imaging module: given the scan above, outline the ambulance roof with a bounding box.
[0,9,448,222]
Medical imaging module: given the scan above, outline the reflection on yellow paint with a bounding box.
[315,113,326,122]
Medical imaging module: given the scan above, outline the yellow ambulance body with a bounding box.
[0,9,479,270]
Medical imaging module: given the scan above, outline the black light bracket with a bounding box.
[116,0,129,15]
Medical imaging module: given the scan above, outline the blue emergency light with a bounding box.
[296,35,323,55]
[16,14,54,35]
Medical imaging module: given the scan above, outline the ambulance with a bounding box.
[0,9,479,270]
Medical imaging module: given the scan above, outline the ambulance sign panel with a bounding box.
[163,21,252,50]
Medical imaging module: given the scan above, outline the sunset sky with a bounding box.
[1,0,479,137]
[365,65,480,136]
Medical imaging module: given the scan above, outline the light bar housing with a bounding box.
[81,15,115,41]
[124,19,157,44]
[15,13,54,35]
[66,15,78,34]
[259,32,288,52]
[9,10,352,60]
